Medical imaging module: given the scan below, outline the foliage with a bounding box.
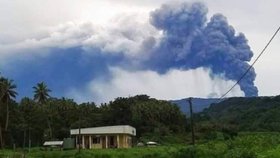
[0,92,187,148]
[0,77,17,148]
[33,82,51,104]
[3,74,280,158]
[1,133,280,158]
[195,96,280,134]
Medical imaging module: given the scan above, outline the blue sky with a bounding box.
[0,0,279,104]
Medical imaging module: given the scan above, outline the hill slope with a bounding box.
[170,98,220,115]
[198,96,280,131]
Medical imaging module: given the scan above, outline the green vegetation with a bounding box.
[1,133,280,158]
[195,96,280,135]
[0,75,187,149]
[0,146,184,158]
[3,75,280,157]
[0,95,187,148]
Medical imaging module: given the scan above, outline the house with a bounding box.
[70,125,136,149]
[43,141,63,150]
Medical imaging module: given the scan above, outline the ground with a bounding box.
[1,133,280,158]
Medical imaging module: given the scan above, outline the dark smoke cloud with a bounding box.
[147,2,258,97]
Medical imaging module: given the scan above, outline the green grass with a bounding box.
[0,146,186,158]
[2,133,280,158]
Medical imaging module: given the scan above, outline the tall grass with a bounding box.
[2,133,280,158]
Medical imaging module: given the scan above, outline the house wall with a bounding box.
[119,134,132,148]
[119,134,124,148]
[92,143,102,149]
[75,134,133,149]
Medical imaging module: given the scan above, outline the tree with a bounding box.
[33,82,53,140]
[0,77,17,148]
[33,82,51,104]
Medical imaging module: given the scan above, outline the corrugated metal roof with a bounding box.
[70,125,136,136]
[43,141,63,146]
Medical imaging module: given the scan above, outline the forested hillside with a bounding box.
[170,98,221,115]
[3,74,280,152]
[195,96,280,133]
[0,93,187,148]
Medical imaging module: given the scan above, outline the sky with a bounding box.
[0,0,279,104]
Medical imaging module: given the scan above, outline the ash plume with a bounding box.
[147,2,258,97]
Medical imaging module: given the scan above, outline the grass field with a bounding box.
[1,146,186,158]
[2,133,280,158]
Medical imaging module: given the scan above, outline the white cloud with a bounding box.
[69,67,244,104]
[0,0,155,43]
[82,14,160,57]
[0,14,161,64]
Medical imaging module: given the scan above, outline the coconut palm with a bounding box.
[33,82,53,139]
[33,82,51,104]
[0,78,17,130]
[0,77,17,148]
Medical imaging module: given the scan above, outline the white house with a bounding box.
[70,125,136,149]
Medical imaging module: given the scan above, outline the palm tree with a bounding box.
[33,82,53,140]
[33,82,51,104]
[0,77,17,148]
[0,78,17,130]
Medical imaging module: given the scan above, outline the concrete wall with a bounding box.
[119,134,132,148]
[75,134,133,149]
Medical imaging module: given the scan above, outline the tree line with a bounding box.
[0,75,187,149]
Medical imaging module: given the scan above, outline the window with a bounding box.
[92,136,100,144]
[77,136,82,144]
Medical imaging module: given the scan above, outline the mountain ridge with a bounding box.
[170,98,221,115]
